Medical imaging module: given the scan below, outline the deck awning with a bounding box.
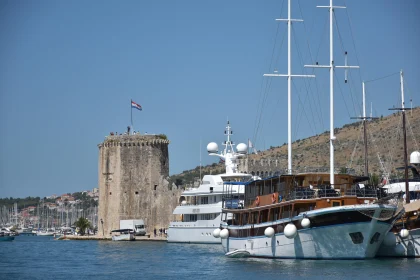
[404,200,420,213]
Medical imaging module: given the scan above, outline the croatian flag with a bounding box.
[131,100,142,111]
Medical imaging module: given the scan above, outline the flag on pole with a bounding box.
[131,100,142,111]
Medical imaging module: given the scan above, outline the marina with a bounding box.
[1,0,420,279]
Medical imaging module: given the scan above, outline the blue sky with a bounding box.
[1,0,419,198]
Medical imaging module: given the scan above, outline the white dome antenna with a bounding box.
[207,142,218,153]
[236,143,247,154]
[410,151,420,165]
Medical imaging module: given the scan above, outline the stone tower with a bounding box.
[97,134,181,237]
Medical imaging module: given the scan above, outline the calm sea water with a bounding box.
[1,235,419,280]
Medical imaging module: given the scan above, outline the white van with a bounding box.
[119,219,146,236]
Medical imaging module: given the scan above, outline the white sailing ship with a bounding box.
[167,121,253,243]
[214,0,401,259]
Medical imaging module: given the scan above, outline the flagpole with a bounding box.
[130,99,133,134]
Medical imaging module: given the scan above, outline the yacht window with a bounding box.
[201,197,209,204]
[370,232,380,244]
[349,232,364,244]
[186,214,197,222]
[200,214,212,220]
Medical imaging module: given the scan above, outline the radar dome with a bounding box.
[236,143,247,154]
[207,142,218,153]
[410,151,420,165]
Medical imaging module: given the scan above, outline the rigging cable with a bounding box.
[333,12,361,118]
[253,0,286,146]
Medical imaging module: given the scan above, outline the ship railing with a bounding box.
[253,167,358,180]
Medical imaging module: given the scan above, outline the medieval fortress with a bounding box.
[97,134,182,237]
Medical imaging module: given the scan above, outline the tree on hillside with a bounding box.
[175,178,183,187]
[74,217,91,236]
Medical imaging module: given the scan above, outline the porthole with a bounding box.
[349,232,364,244]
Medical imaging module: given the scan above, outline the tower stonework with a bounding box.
[97,134,182,237]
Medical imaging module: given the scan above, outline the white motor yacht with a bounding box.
[167,121,253,243]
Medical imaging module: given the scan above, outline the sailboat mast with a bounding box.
[306,0,359,187]
[363,82,369,176]
[328,0,335,186]
[388,70,410,203]
[263,0,314,175]
[401,70,410,203]
[287,0,292,175]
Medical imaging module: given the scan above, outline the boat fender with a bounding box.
[301,218,311,229]
[220,229,229,239]
[264,227,275,237]
[212,228,221,238]
[395,243,406,255]
[383,232,396,246]
[284,223,297,239]
[255,196,260,206]
[399,229,409,239]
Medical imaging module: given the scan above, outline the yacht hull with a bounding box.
[377,228,420,257]
[0,236,15,241]
[221,205,398,259]
[111,233,135,241]
[167,226,221,243]
[36,232,55,236]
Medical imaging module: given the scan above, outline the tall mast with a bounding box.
[264,0,315,175]
[363,83,368,176]
[351,82,377,176]
[200,138,202,182]
[305,0,359,187]
[401,71,410,203]
[389,70,410,203]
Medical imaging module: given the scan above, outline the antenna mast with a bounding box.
[264,0,315,175]
[200,138,202,183]
[305,0,359,187]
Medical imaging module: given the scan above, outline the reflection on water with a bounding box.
[1,235,419,280]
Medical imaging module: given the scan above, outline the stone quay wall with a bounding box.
[97,134,182,237]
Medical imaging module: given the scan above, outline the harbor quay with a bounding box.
[58,235,167,241]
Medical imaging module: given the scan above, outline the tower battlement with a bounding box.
[99,134,170,148]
